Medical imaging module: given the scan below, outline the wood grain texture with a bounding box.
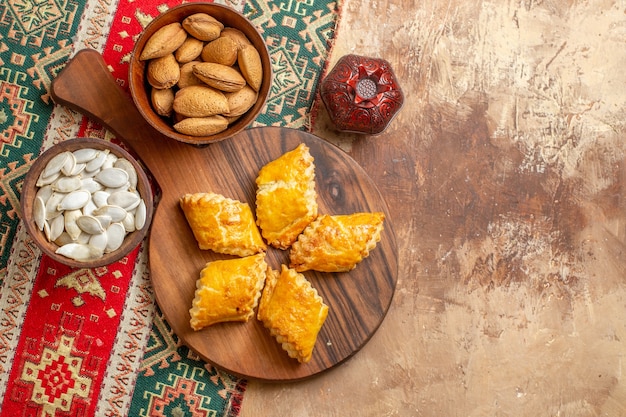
[49,49,398,381]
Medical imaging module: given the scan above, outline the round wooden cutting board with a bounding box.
[50,49,398,381]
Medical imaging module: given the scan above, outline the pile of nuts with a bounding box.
[139,12,263,137]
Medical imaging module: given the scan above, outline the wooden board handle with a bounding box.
[49,48,196,187]
[50,49,163,155]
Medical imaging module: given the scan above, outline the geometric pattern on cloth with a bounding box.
[2,247,141,416]
[0,0,84,281]
[0,0,340,415]
[129,311,247,417]
[245,0,339,130]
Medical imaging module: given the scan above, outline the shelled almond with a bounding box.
[140,13,263,137]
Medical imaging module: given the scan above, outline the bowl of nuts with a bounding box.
[129,3,272,145]
[20,138,154,269]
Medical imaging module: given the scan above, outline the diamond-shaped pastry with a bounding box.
[257,265,328,363]
[289,212,385,272]
[255,143,318,250]
[189,253,267,330]
[180,192,266,256]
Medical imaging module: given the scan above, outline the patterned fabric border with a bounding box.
[0,0,84,279]
[245,0,339,130]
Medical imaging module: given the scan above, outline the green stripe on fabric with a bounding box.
[0,0,85,280]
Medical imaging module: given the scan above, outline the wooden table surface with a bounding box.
[240,0,626,415]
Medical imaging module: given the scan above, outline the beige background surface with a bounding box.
[241,0,626,415]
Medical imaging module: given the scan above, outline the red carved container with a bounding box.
[320,54,404,134]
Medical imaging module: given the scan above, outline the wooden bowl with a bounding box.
[20,138,154,269]
[129,3,272,146]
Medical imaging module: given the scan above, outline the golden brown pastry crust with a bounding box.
[255,143,318,249]
[289,212,385,272]
[180,192,266,256]
[257,265,328,363]
[189,253,267,330]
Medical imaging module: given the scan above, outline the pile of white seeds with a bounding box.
[33,147,147,262]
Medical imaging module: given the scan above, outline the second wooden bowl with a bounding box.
[20,138,154,269]
[129,3,272,145]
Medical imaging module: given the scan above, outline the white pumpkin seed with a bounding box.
[64,209,82,241]
[92,190,110,208]
[108,191,140,211]
[135,199,147,230]
[76,215,106,235]
[89,232,108,252]
[70,162,86,176]
[36,170,61,187]
[45,208,63,222]
[80,168,98,179]
[77,232,91,244]
[60,152,77,176]
[82,199,97,217]
[85,150,109,172]
[72,148,99,163]
[34,196,46,231]
[45,192,65,220]
[46,210,63,221]
[95,215,112,229]
[48,214,65,242]
[122,212,136,233]
[92,205,127,222]
[102,152,118,170]
[114,159,138,190]
[105,223,126,253]
[52,176,82,193]
[43,221,52,241]
[35,185,54,204]
[34,146,147,261]
[104,183,132,195]
[45,192,65,210]
[42,151,71,178]
[80,178,103,194]
[95,168,129,188]
[54,232,74,246]
[56,243,104,261]
[58,190,91,211]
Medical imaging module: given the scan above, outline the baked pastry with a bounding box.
[255,143,318,249]
[189,253,267,330]
[180,192,266,256]
[289,212,385,272]
[257,265,328,363]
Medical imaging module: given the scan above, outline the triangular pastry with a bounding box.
[289,212,385,272]
[255,143,318,249]
[189,253,267,330]
[257,265,328,363]
[180,192,266,256]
